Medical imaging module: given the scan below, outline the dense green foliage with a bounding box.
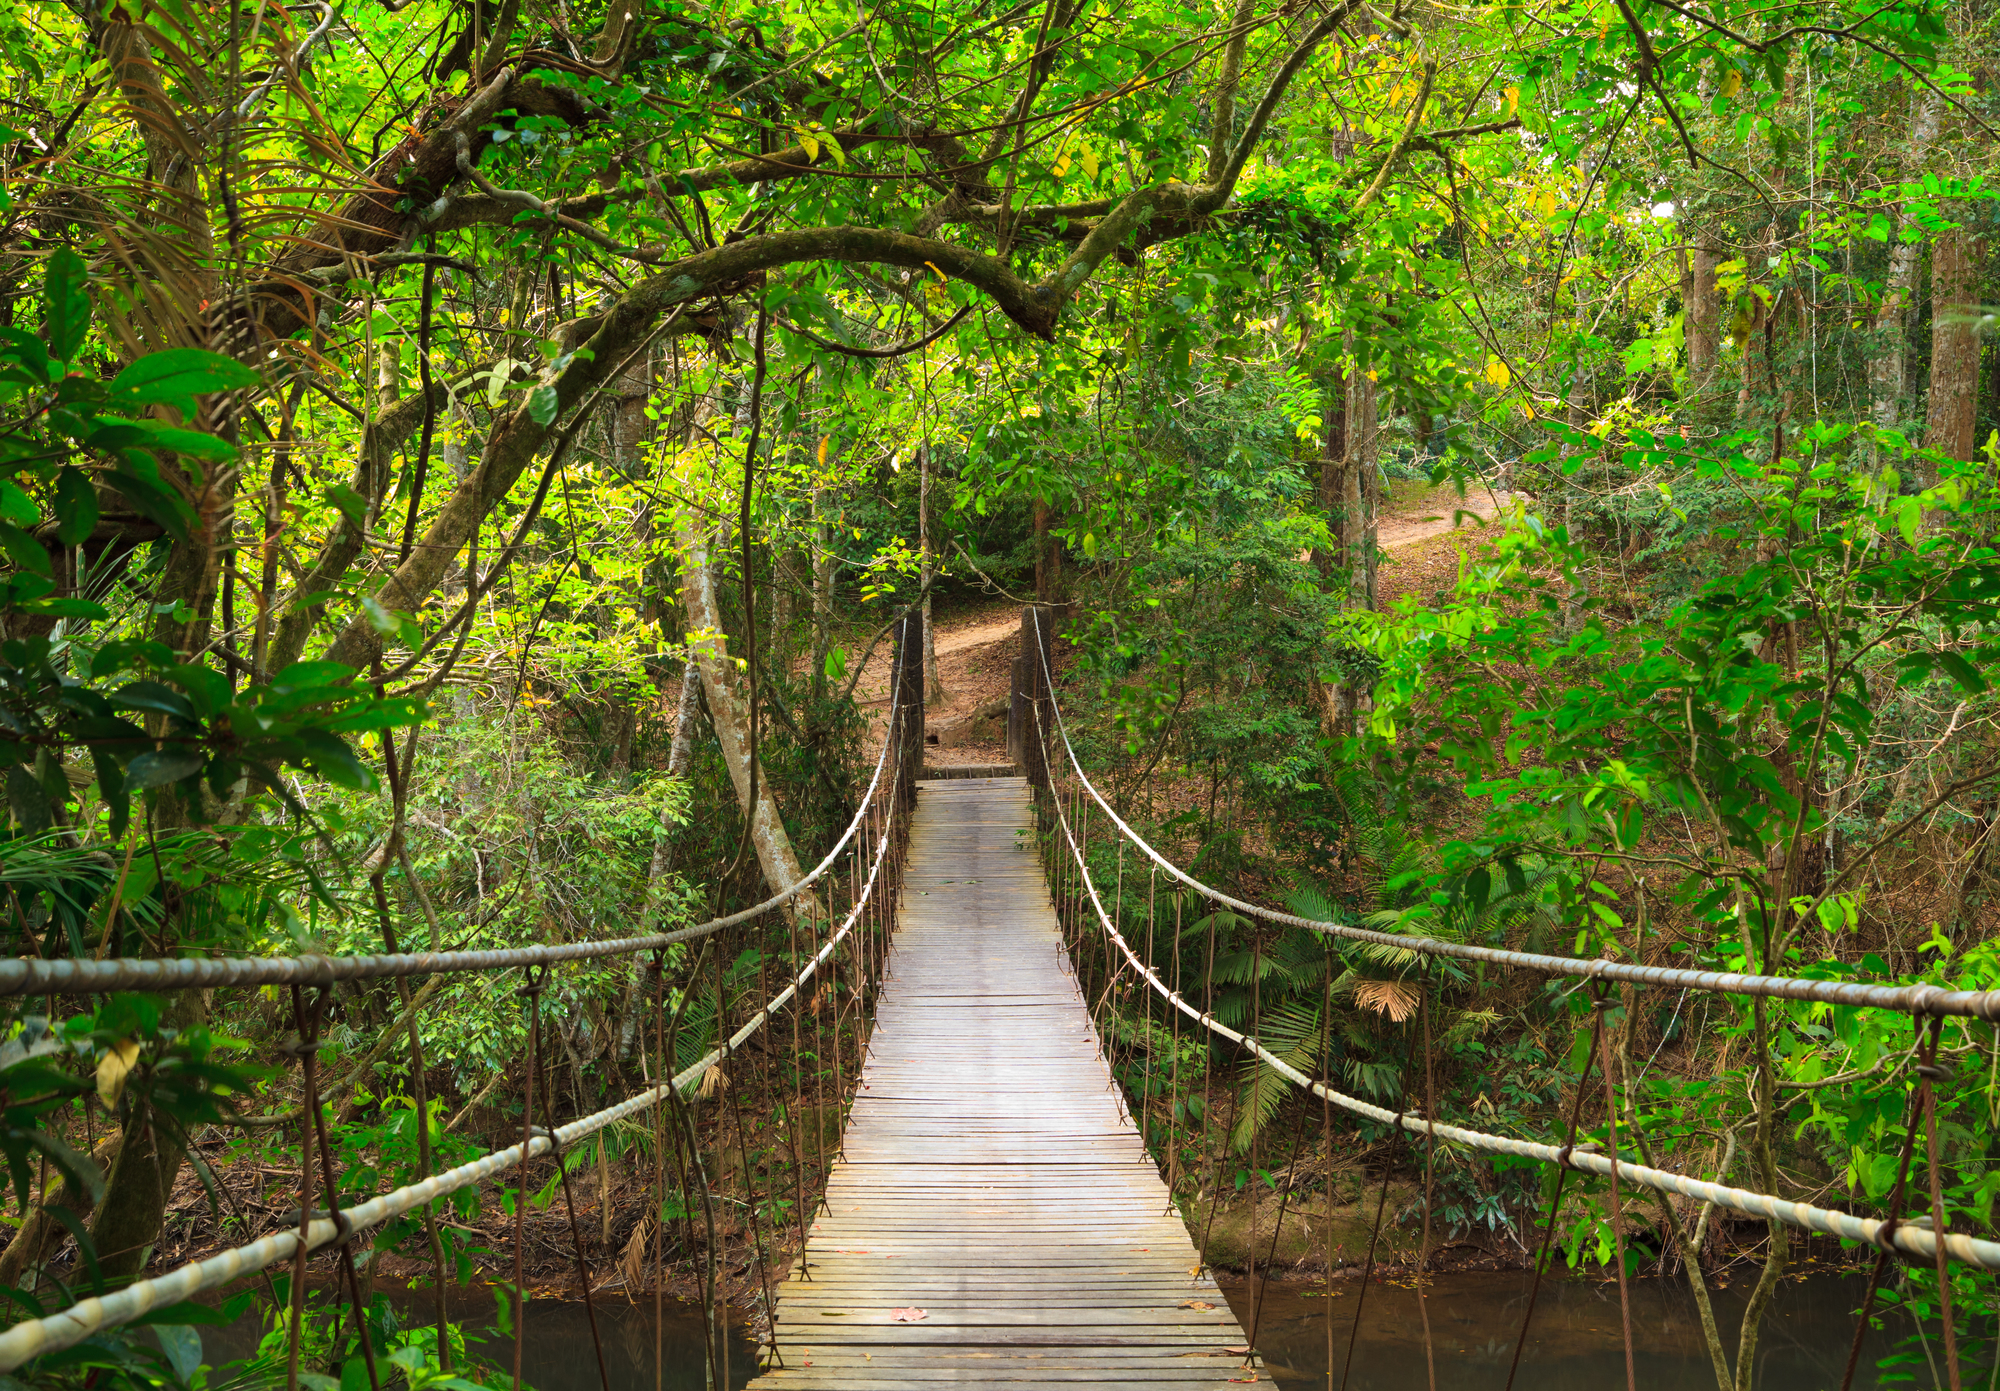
[0,0,1994,1383]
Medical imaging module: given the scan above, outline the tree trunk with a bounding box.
[1346,351,1380,609]
[617,661,704,1057]
[675,520,813,913]
[0,1133,120,1289]
[1312,360,1349,578]
[1870,94,1945,439]
[1033,498,1053,603]
[88,991,207,1282]
[919,444,944,705]
[811,486,835,701]
[1922,223,1984,482]
[1685,233,1722,395]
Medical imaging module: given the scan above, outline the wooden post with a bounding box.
[1019,604,1054,789]
[893,609,925,803]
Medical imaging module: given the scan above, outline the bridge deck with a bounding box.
[750,777,1258,1389]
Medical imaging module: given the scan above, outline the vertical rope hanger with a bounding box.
[290,986,381,1391]
[282,988,320,1391]
[1502,1001,1608,1391]
[1322,940,1335,1391]
[1336,983,1420,1391]
[1142,868,1158,1156]
[1919,1023,1965,1391]
[1415,967,1438,1391]
[1839,1013,1950,1391]
[1594,989,1637,1391]
[510,964,549,1391]
[535,1008,612,1391]
[649,953,667,1391]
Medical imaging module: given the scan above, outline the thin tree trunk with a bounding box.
[919,444,944,705]
[1871,94,1945,439]
[675,519,813,912]
[811,486,834,702]
[618,663,704,1058]
[1312,360,1349,579]
[1345,342,1379,609]
[1922,223,1984,483]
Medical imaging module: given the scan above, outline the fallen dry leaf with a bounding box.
[1180,1300,1216,1310]
[891,1307,928,1322]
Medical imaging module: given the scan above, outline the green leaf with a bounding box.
[104,348,259,420]
[54,466,97,545]
[1936,651,1987,694]
[15,597,107,620]
[43,248,90,364]
[0,479,36,525]
[271,660,356,692]
[361,593,401,636]
[103,468,191,545]
[125,747,205,790]
[528,383,560,426]
[153,1324,202,1383]
[25,1128,104,1206]
[325,483,367,530]
[294,728,373,789]
[0,520,51,579]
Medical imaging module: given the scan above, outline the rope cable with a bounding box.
[1025,617,2000,1271]
[0,714,905,1373]
[1023,613,2000,1023]
[0,691,903,999]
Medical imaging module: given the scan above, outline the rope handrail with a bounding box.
[0,753,904,1372]
[0,696,905,999]
[1040,735,2000,1273]
[1025,609,2000,1022]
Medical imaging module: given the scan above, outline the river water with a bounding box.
[1226,1270,1893,1390]
[200,1270,1892,1389]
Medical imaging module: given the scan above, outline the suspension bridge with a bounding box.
[749,774,1254,1388]
[1,606,1997,1390]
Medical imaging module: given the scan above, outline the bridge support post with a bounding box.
[893,608,925,804]
[1017,604,1054,789]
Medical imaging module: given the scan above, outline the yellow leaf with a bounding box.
[1719,67,1742,98]
[97,1038,139,1109]
[798,131,821,162]
[817,436,829,465]
[1484,357,1511,387]
[1504,85,1519,117]
[1535,188,1557,220]
[1053,152,1072,178]
[1081,146,1099,180]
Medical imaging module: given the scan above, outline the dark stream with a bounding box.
[192,1270,1892,1389]
[1217,1270,1895,1390]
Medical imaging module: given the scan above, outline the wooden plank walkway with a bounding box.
[750,776,1260,1389]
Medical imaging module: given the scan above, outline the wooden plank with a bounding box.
[745,779,1262,1390]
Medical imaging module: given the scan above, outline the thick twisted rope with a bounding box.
[1033,688,2000,1273]
[1024,605,2000,1021]
[1,693,902,999]
[0,753,903,1372]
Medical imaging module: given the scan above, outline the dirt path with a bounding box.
[1376,485,1523,549]
[853,486,1521,767]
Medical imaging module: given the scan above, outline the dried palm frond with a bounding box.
[618,1217,652,1298]
[697,1063,727,1099]
[1352,979,1418,1023]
